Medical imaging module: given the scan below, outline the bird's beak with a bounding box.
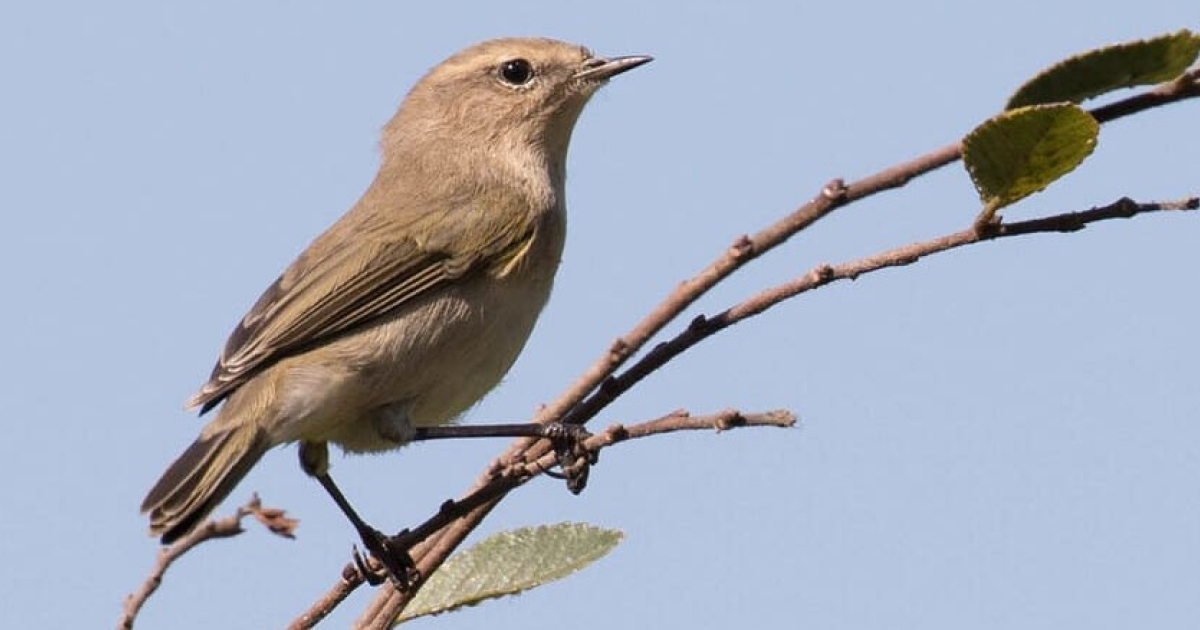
[575,54,654,82]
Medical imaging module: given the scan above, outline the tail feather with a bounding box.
[142,423,269,544]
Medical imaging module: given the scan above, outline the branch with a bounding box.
[350,409,795,629]
[553,75,1200,432]
[287,408,795,630]
[596,196,1199,400]
[119,494,297,630]
[1089,66,1200,124]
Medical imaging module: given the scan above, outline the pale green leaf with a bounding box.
[1007,29,1200,109]
[963,104,1099,212]
[396,523,624,624]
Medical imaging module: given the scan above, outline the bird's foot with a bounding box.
[352,527,421,590]
[540,421,596,494]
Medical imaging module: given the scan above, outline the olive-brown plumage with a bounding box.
[142,38,650,543]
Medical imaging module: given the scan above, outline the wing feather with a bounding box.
[187,188,546,415]
[188,238,470,413]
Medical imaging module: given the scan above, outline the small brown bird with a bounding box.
[142,37,650,580]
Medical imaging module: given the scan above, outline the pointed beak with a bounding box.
[575,54,654,82]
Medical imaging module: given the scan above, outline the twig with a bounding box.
[1089,66,1200,124]
[287,565,365,630]
[283,408,795,630]
[350,409,795,629]
[594,196,1200,401]
[119,494,295,629]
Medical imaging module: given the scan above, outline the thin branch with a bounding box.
[541,151,956,429]
[1089,66,1200,124]
[119,494,295,629]
[350,409,795,629]
[573,408,797,450]
[287,565,365,630]
[594,196,1199,401]
[284,408,794,630]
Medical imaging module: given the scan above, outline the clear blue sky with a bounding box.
[2,1,1197,628]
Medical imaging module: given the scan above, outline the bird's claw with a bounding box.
[354,529,420,590]
[542,422,596,494]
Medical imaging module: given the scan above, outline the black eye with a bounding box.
[499,58,534,86]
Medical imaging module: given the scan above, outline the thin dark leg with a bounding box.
[412,421,595,493]
[313,470,418,588]
[411,421,588,441]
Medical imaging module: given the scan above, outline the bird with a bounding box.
[141,37,650,583]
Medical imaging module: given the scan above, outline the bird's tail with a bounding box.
[141,422,269,544]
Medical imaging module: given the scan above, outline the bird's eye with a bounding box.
[498,59,534,86]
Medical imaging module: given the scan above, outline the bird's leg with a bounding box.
[299,441,418,589]
[411,422,595,492]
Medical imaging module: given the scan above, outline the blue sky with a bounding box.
[2,1,1197,628]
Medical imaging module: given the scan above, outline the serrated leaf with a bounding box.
[963,104,1099,213]
[396,523,624,624]
[1007,29,1200,109]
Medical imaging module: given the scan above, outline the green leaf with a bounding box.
[963,104,1099,213]
[1007,29,1200,109]
[396,523,624,624]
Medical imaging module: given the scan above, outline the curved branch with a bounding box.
[595,196,1199,402]
[120,495,295,629]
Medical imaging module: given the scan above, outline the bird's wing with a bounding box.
[187,236,475,413]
